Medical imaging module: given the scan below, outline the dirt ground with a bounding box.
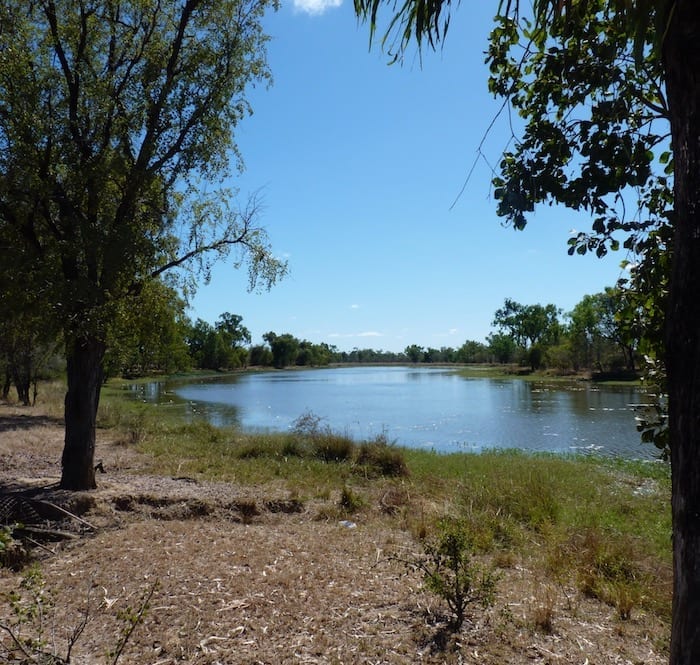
[0,403,669,664]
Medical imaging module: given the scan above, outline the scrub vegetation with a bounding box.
[0,383,671,662]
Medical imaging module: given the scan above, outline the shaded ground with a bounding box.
[0,402,668,664]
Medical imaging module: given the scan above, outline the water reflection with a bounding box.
[123,367,654,459]
[125,380,243,428]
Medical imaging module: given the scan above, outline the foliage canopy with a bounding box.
[0,0,287,489]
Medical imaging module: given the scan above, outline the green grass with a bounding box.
[455,364,641,385]
[97,382,672,622]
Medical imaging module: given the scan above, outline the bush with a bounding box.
[291,411,355,462]
[356,434,408,478]
[312,434,355,462]
[413,519,499,630]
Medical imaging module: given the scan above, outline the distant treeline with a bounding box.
[2,283,640,404]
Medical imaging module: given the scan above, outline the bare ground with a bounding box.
[0,403,669,664]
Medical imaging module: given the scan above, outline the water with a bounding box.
[129,366,655,459]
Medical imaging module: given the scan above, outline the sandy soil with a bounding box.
[0,403,669,664]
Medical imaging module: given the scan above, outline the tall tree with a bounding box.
[492,299,561,349]
[567,289,637,372]
[354,0,698,660]
[404,344,424,363]
[216,312,252,368]
[0,0,287,490]
[486,332,516,364]
[263,332,300,369]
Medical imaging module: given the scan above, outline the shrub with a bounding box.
[413,519,499,630]
[291,411,323,438]
[291,411,355,462]
[355,434,408,478]
[312,433,355,462]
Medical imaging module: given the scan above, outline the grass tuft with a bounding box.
[355,434,409,478]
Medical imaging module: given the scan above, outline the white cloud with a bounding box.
[434,328,459,339]
[292,0,342,15]
[328,331,383,339]
[350,304,360,309]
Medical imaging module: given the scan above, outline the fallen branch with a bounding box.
[31,499,97,531]
[14,525,79,541]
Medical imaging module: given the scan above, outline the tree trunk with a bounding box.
[2,368,11,400]
[60,336,105,490]
[12,350,32,406]
[663,4,700,663]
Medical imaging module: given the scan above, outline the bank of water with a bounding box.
[126,366,657,460]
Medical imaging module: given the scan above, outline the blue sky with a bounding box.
[187,0,629,353]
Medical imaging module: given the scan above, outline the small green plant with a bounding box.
[108,582,157,665]
[1,565,52,658]
[0,567,156,665]
[0,525,30,570]
[576,533,642,619]
[339,486,364,514]
[412,519,499,630]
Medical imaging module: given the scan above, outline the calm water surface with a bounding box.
[132,366,655,459]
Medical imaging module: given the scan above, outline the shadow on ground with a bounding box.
[0,414,62,433]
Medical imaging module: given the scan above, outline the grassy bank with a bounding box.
[93,382,672,627]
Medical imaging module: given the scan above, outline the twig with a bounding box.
[0,621,34,662]
[32,499,98,531]
[110,581,158,665]
[23,536,56,555]
[15,526,79,541]
[65,582,96,663]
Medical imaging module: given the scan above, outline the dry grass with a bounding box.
[0,399,671,664]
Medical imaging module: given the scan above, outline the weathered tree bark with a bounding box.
[60,336,105,490]
[663,3,700,662]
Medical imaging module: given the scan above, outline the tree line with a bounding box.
[1,281,641,400]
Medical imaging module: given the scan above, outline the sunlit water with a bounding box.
[129,366,656,459]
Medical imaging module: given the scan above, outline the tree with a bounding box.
[486,333,516,364]
[492,299,561,350]
[249,343,273,367]
[104,280,191,378]
[593,288,639,372]
[186,315,249,370]
[0,0,287,490]
[215,312,251,368]
[263,332,299,368]
[0,300,62,405]
[404,344,424,363]
[295,340,335,366]
[456,339,489,364]
[354,0,699,659]
[566,289,637,373]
